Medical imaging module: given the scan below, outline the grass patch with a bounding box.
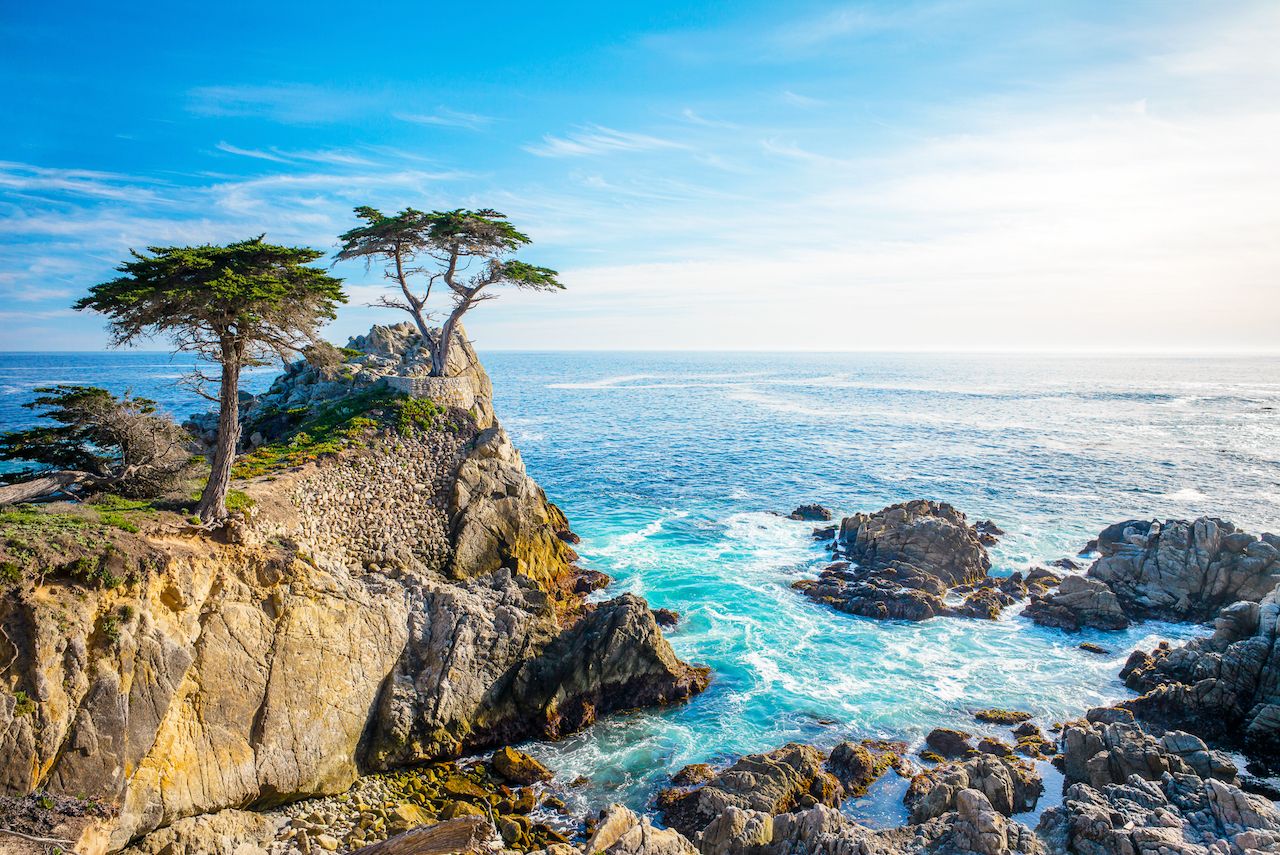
[11,690,36,716]
[233,386,452,478]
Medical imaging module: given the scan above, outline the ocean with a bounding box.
[3,350,1279,822]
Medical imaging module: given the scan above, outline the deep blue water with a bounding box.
[4,350,1279,822]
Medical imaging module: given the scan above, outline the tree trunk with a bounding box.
[0,471,93,505]
[195,341,242,523]
[407,307,440,371]
[432,305,467,377]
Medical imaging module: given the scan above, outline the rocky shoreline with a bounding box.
[3,331,1280,854]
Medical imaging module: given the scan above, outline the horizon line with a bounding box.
[2,347,1280,357]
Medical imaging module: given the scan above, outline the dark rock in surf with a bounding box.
[788,504,833,522]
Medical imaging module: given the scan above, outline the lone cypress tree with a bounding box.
[338,207,562,376]
[75,237,346,522]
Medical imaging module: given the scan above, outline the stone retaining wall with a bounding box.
[382,375,477,410]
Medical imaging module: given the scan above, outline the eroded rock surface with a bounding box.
[793,501,1021,621]
[1038,710,1280,855]
[1028,517,1280,632]
[0,325,707,851]
[1120,584,1280,763]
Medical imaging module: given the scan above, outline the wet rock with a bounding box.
[490,747,552,785]
[788,504,833,522]
[1077,642,1109,655]
[652,608,680,628]
[925,728,974,759]
[1121,585,1280,763]
[660,743,842,839]
[826,740,902,796]
[671,764,717,787]
[973,708,1032,725]
[974,519,1004,545]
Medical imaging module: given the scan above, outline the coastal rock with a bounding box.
[1120,584,1280,762]
[788,504,833,522]
[905,754,1043,822]
[925,728,974,759]
[1024,574,1129,632]
[0,326,708,850]
[586,804,698,855]
[1091,517,1280,622]
[836,500,992,586]
[490,747,552,785]
[1038,713,1280,854]
[120,808,277,855]
[1031,518,1280,634]
[826,739,905,796]
[660,743,842,839]
[794,501,1022,622]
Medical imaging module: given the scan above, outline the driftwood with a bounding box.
[350,816,492,854]
[0,470,91,505]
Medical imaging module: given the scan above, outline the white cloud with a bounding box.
[394,108,494,129]
[524,125,688,158]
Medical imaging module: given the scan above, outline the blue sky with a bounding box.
[2,1,1278,351]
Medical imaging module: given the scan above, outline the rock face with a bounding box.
[1028,517,1280,632]
[0,325,707,851]
[1120,584,1280,762]
[1038,711,1280,855]
[660,743,842,840]
[905,754,1043,822]
[794,501,1041,622]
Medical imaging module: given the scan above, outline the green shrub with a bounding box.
[12,690,36,716]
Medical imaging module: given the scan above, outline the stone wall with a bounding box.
[249,427,470,577]
[382,375,477,410]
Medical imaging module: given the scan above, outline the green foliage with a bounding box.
[338,346,363,359]
[99,611,122,646]
[395,397,446,433]
[225,490,255,513]
[0,386,192,498]
[232,386,401,478]
[75,238,347,361]
[11,690,36,716]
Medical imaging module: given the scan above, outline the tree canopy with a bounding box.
[338,207,562,375]
[0,385,193,502]
[75,237,346,522]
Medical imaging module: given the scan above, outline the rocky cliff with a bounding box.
[0,324,707,852]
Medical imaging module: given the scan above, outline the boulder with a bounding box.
[925,728,973,759]
[794,502,1019,622]
[585,804,697,855]
[1121,584,1280,763]
[905,754,1042,822]
[1024,574,1129,632]
[660,743,842,839]
[490,746,552,785]
[788,504,833,522]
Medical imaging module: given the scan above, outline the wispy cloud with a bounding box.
[215,142,375,166]
[781,90,825,108]
[524,125,688,158]
[187,83,372,124]
[394,108,494,130]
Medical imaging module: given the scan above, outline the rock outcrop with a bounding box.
[0,324,707,851]
[660,743,842,840]
[905,754,1043,822]
[1120,584,1280,763]
[1027,517,1280,632]
[794,501,1046,621]
[1038,710,1280,855]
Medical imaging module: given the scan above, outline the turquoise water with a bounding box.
[4,351,1280,819]
[478,352,1280,818]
